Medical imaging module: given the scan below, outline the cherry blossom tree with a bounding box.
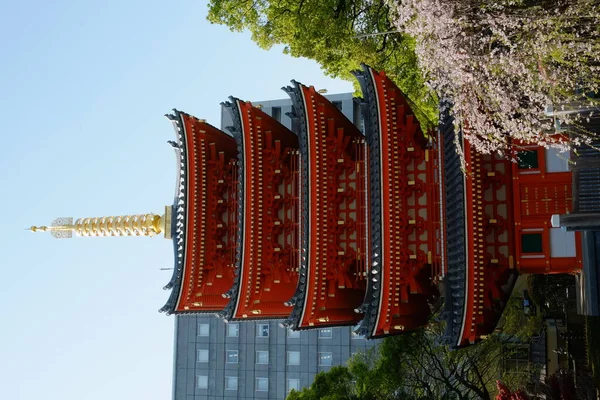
[207,0,599,160]
[390,0,600,157]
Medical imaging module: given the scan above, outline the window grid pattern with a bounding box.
[286,351,301,365]
[197,349,209,363]
[256,350,269,365]
[225,376,238,391]
[319,328,333,338]
[319,352,333,366]
[257,324,269,337]
[180,304,378,397]
[226,324,239,337]
[287,378,300,393]
[256,377,269,391]
[196,375,208,389]
[197,323,210,337]
[226,350,239,364]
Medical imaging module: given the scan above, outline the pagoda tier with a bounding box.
[219,98,301,320]
[160,111,239,314]
[441,118,519,348]
[442,118,582,347]
[353,65,444,338]
[283,82,369,329]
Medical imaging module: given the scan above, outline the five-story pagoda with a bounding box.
[32,65,584,347]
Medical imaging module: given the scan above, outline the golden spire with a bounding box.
[30,206,172,239]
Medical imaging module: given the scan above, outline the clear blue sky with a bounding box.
[0,1,353,399]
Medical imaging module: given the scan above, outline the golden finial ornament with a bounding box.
[30,206,172,239]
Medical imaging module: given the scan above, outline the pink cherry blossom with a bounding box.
[389,0,600,161]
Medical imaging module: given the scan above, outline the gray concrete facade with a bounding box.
[172,316,377,400]
[172,93,378,400]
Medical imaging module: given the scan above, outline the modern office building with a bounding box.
[172,316,376,400]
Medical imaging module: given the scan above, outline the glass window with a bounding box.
[226,350,239,364]
[517,150,539,169]
[287,378,300,393]
[196,375,208,389]
[256,351,269,364]
[226,324,239,337]
[198,323,210,337]
[332,101,343,111]
[256,377,269,392]
[521,233,543,253]
[287,351,301,365]
[225,376,238,391]
[319,328,332,338]
[319,352,333,366]
[197,349,209,363]
[271,106,282,122]
[257,324,269,337]
[287,329,300,338]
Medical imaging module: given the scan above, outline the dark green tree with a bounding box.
[286,315,542,400]
[207,0,438,128]
[286,366,355,400]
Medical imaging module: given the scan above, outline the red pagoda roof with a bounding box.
[283,82,369,329]
[219,98,301,320]
[160,110,238,314]
[353,65,444,338]
[440,116,518,348]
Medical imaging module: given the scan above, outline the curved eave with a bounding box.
[440,115,519,348]
[281,81,310,329]
[160,109,190,315]
[439,109,469,348]
[283,80,367,329]
[288,320,359,332]
[458,144,518,347]
[219,99,301,320]
[218,98,245,321]
[353,64,435,338]
[352,65,383,338]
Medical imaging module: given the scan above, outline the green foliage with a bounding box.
[497,293,543,340]
[286,366,355,400]
[285,287,549,399]
[207,0,438,129]
[285,318,547,400]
